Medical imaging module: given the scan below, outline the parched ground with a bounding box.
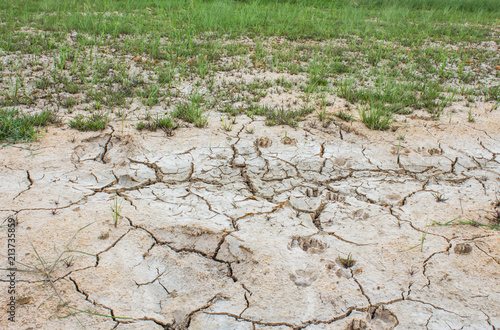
[1,93,499,329]
[0,14,499,327]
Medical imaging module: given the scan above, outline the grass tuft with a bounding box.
[0,109,58,142]
[359,104,392,130]
[248,105,313,127]
[338,253,356,268]
[136,114,178,132]
[172,97,208,128]
[68,113,109,131]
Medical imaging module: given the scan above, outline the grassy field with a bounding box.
[0,0,498,140]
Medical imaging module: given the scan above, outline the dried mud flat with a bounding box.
[1,100,499,330]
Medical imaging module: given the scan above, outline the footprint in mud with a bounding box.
[305,187,319,197]
[117,174,138,187]
[348,305,398,330]
[390,146,410,155]
[454,243,473,255]
[428,147,442,155]
[289,236,328,254]
[352,209,369,220]
[348,319,367,330]
[333,157,349,166]
[256,137,272,148]
[290,267,318,287]
[325,191,346,202]
[324,260,352,279]
[282,136,297,145]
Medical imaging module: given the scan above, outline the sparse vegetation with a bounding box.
[359,105,392,130]
[0,109,58,142]
[338,253,356,268]
[0,0,498,134]
[248,106,314,127]
[111,194,123,227]
[336,109,354,122]
[0,223,131,322]
[136,114,177,133]
[0,1,498,327]
[432,217,500,230]
[432,192,449,203]
[172,95,209,128]
[68,113,109,131]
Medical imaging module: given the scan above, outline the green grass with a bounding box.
[1,77,34,106]
[0,109,58,142]
[172,94,208,128]
[336,110,354,122]
[68,113,109,131]
[359,104,392,130]
[136,114,178,132]
[1,0,497,42]
[248,105,314,127]
[432,217,500,230]
[0,0,498,132]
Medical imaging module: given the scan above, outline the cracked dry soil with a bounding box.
[1,104,500,330]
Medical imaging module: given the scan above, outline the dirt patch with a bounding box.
[1,100,499,328]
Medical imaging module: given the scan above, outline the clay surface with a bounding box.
[1,102,499,329]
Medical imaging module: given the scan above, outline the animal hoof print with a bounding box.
[256,137,272,148]
[454,243,473,255]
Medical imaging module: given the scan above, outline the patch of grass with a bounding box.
[417,82,450,116]
[467,109,475,123]
[61,98,76,110]
[157,66,175,86]
[408,222,431,252]
[172,93,208,128]
[0,0,498,135]
[336,109,354,122]
[338,253,356,268]
[62,81,80,94]
[86,86,127,108]
[221,103,246,117]
[317,107,328,122]
[308,56,329,87]
[432,217,500,230]
[68,113,109,131]
[221,117,233,131]
[1,77,34,106]
[137,84,162,107]
[136,114,177,132]
[275,77,293,89]
[431,192,448,202]
[337,78,358,103]
[248,105,314,127]
[35,76,53,90]
[0,109,58,142]
[484,85,499,101]
[359,104,392,130]
[491,100,500,112]
[4,0,498,43]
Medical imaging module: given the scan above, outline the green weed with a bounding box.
[336,109,354,122]
[338,253,356,268]
[248,105,313,127]
[111,195,123,228]
[172,94,208,128]
[136,114,178,132]
[359,104,392,130]
[68,113,109,131]
[0,109,57,142]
